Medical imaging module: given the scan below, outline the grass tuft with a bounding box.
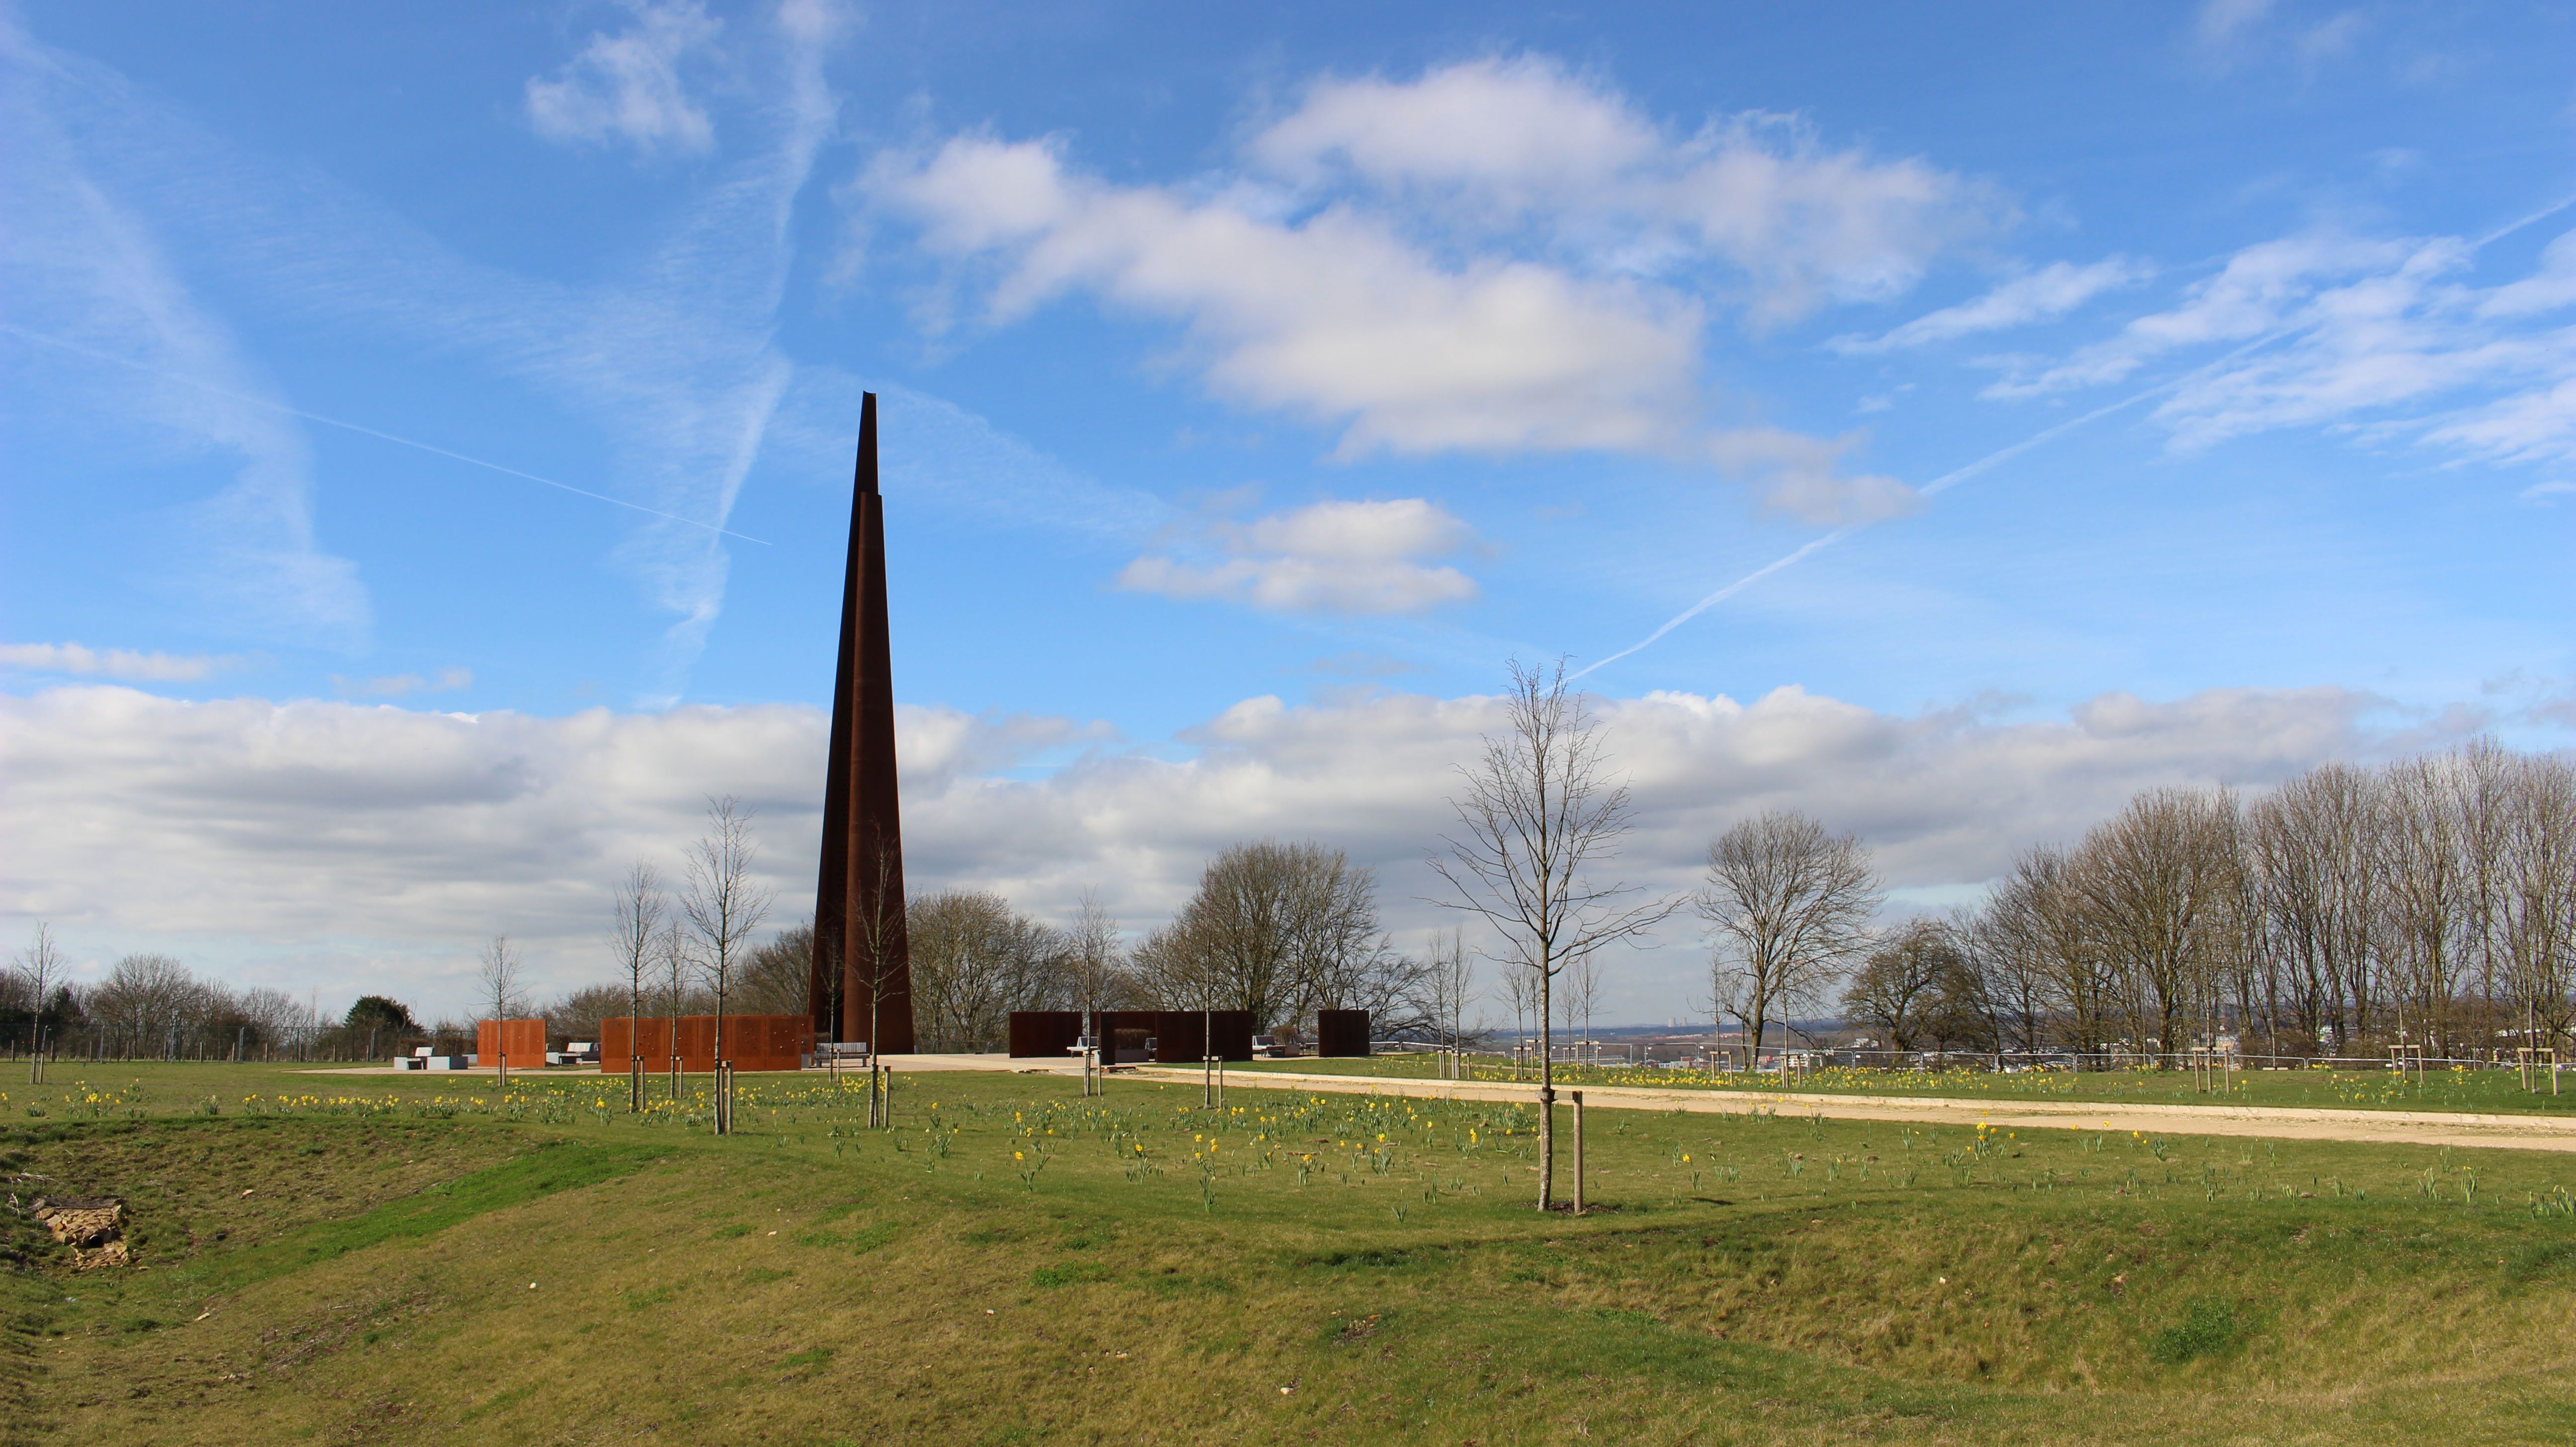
[2150,1296,2248,1364]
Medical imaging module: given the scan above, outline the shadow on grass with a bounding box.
[204,1136,666,1288]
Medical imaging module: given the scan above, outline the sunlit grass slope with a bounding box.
[10,1063,2576,1445]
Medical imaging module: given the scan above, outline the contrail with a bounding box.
[1567,386,2163,681]
[2475,191,2576,249]
[2,323,768,545]
[1569,531,1850,681]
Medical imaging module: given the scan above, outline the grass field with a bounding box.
[1241,1054,2576,1115]
[12,1061,2576,1445]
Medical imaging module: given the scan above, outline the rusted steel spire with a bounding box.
[810,392,915,1053]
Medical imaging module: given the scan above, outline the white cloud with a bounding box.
[0,642,237,681]
[1246,58,1995,321]
[0,679,2456,1019]
[332,666,473,697]
[2427,378,2576,470]
[2194,0,2277,52]
[877,135,1702,457]
[1706,429,1920,527]
[2296,11,2368,64]
[2191,0,2367,74]
[1831,257,2153,353]
[2193,0,2277,62]
[1249,56,1662,208]
[2477,230,2576,319]
[1982,228,2576,469]
[866,57,1989,522]
[525,0,723,157]
[1117,497,1479,615]
[1984,234,2416,399]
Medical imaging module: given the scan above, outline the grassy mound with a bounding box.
[7,1063,2576,1444]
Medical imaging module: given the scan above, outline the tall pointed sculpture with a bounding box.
[811,393,915,1053]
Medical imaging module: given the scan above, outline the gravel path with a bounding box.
[1124,1065,2576,1155]
[304,1054,2576,1154]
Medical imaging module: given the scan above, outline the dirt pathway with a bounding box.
[1122,1065,2576,1155]
[300,1055,2576,1154]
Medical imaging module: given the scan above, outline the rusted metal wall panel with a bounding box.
[1149,1010,1255,1062]
[1316,1009,1371,1057]
[1007,1011,1084,1058]
[599,1014,812,1073]
[1096,1011,1157,1063]
[475,1018,547,1068]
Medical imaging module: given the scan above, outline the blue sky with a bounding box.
[4,0,2571,1020]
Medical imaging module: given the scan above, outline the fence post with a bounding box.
[1572,1091,1586,1216]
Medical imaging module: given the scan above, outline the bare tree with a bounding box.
[909,891,1069,1051]
[2071,787,2241,1061]
[846,822,906,1060]
[1842,918,1953,1052]
[1423,928,1479,1052]
[679,795,776,1064]
[1956,900,2048,1056]
[1565,951,1605,1060]
[1141,841,1385,1036]
[609,860,665,1107]
[87,953,201,1057]
[737,923,816,1014]
[659,919,688,1087]
[2512,755,2576,1045]
[2380,757,2472,1055]
[477,935,526,1073]
[237,987,308,1059]
[534,984,629,1043]
[13,923,64,1079]
[2246,764,2385,1052]
[1701,810,1880,1072]
[1498,953,1535,1058]
[1313,936,1431,1040]
[1993,844,2120,1062]
[1066,891,1128,1037]
[2455,739,2520,1027]
[477,935,525,1021]
[1129,918,1213,1007]
[1429,658,1677,1210]
[1929,911,2009,1056]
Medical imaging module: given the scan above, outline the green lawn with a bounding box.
[11,1061,2576,1444]
[1238,1053,2576,1115]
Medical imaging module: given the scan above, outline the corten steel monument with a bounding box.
[809,393,917,1053]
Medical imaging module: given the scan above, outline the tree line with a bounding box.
[0,945,323,1059]
[614,844,1449,1055]
[1828,742,2576,1063]
[1,929,438,1062]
